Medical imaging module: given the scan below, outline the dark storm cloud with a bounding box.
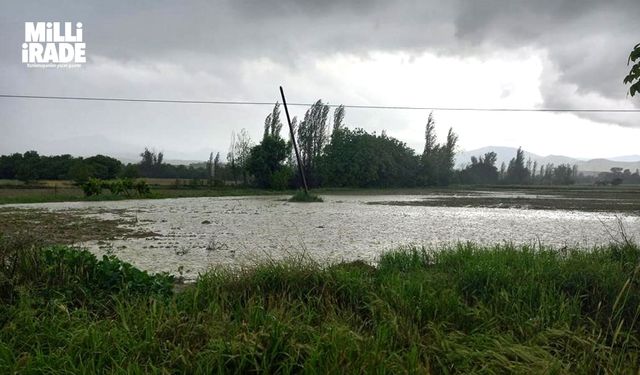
[452,0,638,100]
[0,0,639,158]
[3,0,637,103]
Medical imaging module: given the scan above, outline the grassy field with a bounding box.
[1,235,640,373]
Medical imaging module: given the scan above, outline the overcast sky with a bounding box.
[1,0,639,161]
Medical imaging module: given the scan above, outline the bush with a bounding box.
[288,190,323,202]
[107,178,126,196]
[81,178,150,197]
[81,177,104,196]
[271,167,293,190]
[134,179,151,195]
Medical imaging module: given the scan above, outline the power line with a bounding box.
[0,93,639,113]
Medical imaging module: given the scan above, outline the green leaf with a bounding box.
[630,82,640,97]
[628,43,640,64]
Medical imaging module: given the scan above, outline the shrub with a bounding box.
[134,179,150,195]
[288,190,323,202]
[81,178,149,197]
[270,167,293,190]
[81,177,104,196]
[107,178,126,196]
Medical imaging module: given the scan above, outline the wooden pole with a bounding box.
[279,86,309,194]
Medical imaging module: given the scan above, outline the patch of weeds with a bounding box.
[288,190,323,202]
[175,246,190,256]
[205,235,228,251]
[0,208,158,245]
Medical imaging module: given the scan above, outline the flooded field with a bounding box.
[3,191,639,280]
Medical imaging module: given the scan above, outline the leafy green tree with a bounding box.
[235,129,253,186]
[227,131,238,184]
[119,164,139,179]
[420,113,458,186]
[68,159,93,184]
[270,166,294,190]
[332,105,345,135]
[213,152,221,185]
[423,112,437,157]
[35,154,75,179]
[247,135,291,189]
[421,112,438,185]
[320,127,419,187]
[84,155,122,180]
[138,148,164,177]
[263,103,283,138]
[460,152,499,184]
[206,152,214,187]
[15,151,41,183]
[297,100,330,186]
[624,43,640,96]
[434,127,458,185]
[531,160,538,181]
[506,147,530,184]
[552,164,576,185]
[0,153,22,179]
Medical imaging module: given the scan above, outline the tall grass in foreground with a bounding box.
[1,235,640,373]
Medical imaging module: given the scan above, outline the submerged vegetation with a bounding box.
[369,189,640,213]
[1,235,640,373]
[288,190,324,202]
[0,208,158,244]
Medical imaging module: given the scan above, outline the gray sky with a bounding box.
[1,0,639,161]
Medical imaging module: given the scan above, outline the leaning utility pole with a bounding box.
[279,86,309,194]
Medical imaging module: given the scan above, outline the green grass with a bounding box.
[1,235,640,373]
[288,190,324,202]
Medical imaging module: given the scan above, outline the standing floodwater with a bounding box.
[6,194,640,279]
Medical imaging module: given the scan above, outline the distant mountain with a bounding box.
[456,146,640,174]
[607,155,640,162]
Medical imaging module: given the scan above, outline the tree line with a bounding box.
[234,102,459,189]
[0,150,219,184]
[0,152,124,183]
[3,101,637,188]
[234,103,586,188]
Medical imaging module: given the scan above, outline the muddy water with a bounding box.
[11,194,640,280]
